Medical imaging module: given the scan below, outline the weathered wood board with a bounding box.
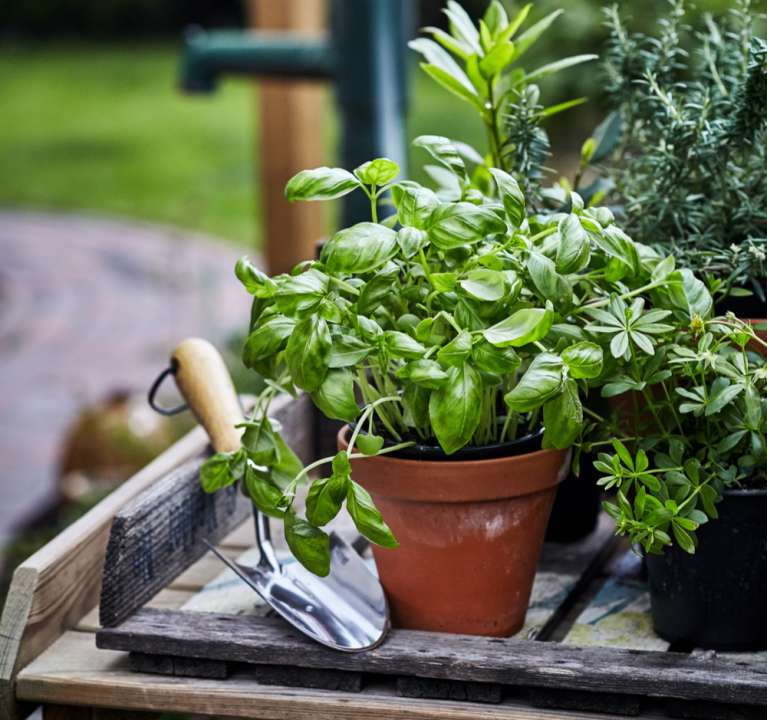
[98,393,312,628]
[96,608,767,708]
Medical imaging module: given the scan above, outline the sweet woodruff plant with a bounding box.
[198,1,767,576]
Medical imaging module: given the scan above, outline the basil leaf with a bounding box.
[459,268,506,301]
[321,222,398,274]
[358,274,395,315]
[354,158,400,186]
[391,181,440,229]
[273,269,329,313]
[306,454,350,526]
[543,379,582,449]
[428,202,506,250]
[436,331,473,367]
[483,306,553,347]
[270,434,304,489]
[395,359,449,388]
[505,353,564,412]
[286,315,330,392]
[556,214,590,274]
[384,331,427,360]
[200,452,238,493]
[285,167,361,202]
[562,341,603,379]
[396,227,429,258]
[284,512,330,576]
[312,368,359,422]
[241,418,279,465]
[354,433,385,455]
[592,225,640,276]
[429,364,483,454]
[472,340,520,374]
[243,316,294,367]
[404,383,431,429]
[244,464,285,519]
[346,480,398,547]
[235,256,275,297]
[327,333,371,368]
[489,167,525,226]
[412,135,468,180]
[680,268,713,319]
[527,252,572,307]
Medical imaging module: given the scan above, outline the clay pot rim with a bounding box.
[338,424,570,503]
[338,424,560,470]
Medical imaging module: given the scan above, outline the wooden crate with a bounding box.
[90,394,767,720]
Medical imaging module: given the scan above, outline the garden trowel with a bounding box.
[170,337,390,652]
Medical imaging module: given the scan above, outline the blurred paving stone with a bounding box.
[0,211,252,541]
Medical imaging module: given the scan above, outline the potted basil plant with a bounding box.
[200,122,713,636]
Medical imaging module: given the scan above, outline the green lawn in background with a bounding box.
[0,43,257,245]
[0,42,493,248]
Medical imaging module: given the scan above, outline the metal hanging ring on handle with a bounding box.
[147,360,188,416]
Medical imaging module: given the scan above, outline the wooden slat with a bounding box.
[76,590,195,633]
[96,608,767,707]
[98,393,312,628]
[18,631,619,720]
[0,422,213,720]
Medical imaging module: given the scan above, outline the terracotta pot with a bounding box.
[338,427,569,636]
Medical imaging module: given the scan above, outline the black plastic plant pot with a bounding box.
[545,454,602,543]
[646,487,767,651]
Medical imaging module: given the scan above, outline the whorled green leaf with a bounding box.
[285,167,361,202]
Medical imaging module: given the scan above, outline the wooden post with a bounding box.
[248,0,328,275]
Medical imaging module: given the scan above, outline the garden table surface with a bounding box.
[1,421,660,720]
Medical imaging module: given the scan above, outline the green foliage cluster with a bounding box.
[409,1,596,202]
[196,0,767,573]
[589,0,767,300]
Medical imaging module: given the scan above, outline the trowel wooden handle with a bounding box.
[172,338,244,454]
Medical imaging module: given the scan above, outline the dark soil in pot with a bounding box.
[339,426,569,636]
[646,487,767,651]
[545,454,602,543]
